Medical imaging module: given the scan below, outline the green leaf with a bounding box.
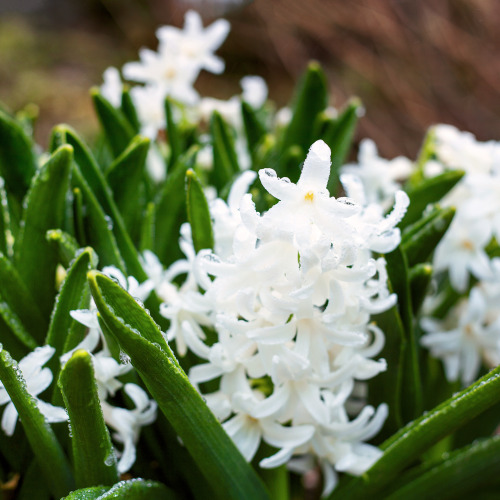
[186,169,214,253]
[241,101,266,162]
[45,247,97,384]
[46,229,80,268]
[211,111,240,191]
[14,145,73,319]
[334,364,500,499]
[106,136,149,238]
[88,272,270,500]
[17,461,52,500]
[409,263,432,315]
[0,292,38,354]
[165,97,182,169]
[0,347,74,498]
[139,202,155,252]
[0,108,37,203]
[321,98,361,194]
[72,166,126,273]
[0,251,47,344]
[63,479,177,499]
[280,61,328,154]
[121,88,141,134]
[73,186,87,245]
[62,486,109,500]
[386,436,500,500]
[59,350,119,488]
[52,125,150,282]
[402,206,455,267]
[154,147,197,265]
[369,305,405,436]
[384,247,422,422]
[91,89,135,158]
[401,170,464,228]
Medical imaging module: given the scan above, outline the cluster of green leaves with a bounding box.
[0,61,498,500]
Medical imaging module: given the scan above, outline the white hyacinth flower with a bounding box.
[151,139,406,492]
[0,345,68,436]
[101,384,157,473]
[156,10,230,75]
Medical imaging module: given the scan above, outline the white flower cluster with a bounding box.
[101,13,265,140]
[418,125,500,385]
[424,125,500,293]
[342,125,500,387]
[421,261,500,386]
[143,140,409,495]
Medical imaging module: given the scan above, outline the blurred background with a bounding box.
[1,0,499,159]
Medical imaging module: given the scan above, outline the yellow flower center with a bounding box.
[304,191,314,202]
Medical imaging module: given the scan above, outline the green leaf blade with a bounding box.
[154,147,197,265]
[386,436,500,500]
[211,111,240,191]
[106,136,149,239]
[280,61,328,154]
[0,347,74,498]
[92,89,135,158]
[401,170,464,228]
[59,349,119,488]
[45,247,96,384]
[186,169,214,253]
[14,145,73,319]
[0,109,37,203]
[0,252,47,344]
[336,365,500,499]
[88,272,270,500]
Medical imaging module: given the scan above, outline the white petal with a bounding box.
[1,403,18,436]
[258,169,297,201]
[37,400,68,423]
[260,419,314,449]
[297,140,331,192]
[259,446,294,469]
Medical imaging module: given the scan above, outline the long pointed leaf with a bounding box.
[51,125,150,282]
[384,247,422,423]
[0,252,47,342]
[63,479,177,499]
[334,364,500,499]
[165,97,182,168]
[186,169,214,253]
[92,89,135,158]
[280,61,328,154]
[106,135,149,238]
[46,229,80,268]
[0,347,74,498]
[14,145,73,320]
[59,350,119,488]
[154,147,197,265]
[72,166,126,273]
[322,98,361,194]
[211,111,240,191]
[401,170,464,228]
[386,436,500,500]
[0,108,37,203]
[45,247,97,384]
[402,206,455,267]
[88,272,270,500]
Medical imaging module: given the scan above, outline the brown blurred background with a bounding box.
[1,0,499,159]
